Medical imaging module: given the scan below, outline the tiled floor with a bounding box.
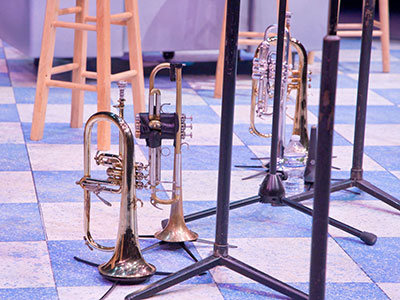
[0,35,400,300]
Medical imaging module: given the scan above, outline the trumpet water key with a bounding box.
[76,82,156,283]
[250,12,309,152]
[135,63,198,243]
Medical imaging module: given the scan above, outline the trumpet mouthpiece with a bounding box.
[117,80,127,99]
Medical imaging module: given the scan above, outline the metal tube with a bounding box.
[214,0,241,257]
[269,0,287,174]
[351,0,376,180]
[309,35,340,300]
[328,0,340,35]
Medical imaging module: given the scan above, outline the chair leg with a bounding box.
[125,0,146,115]
[379,0,390,73]
[31,0,61,140]
[214,0,227,99]
[96,0,112,150]
[71,0,89,128]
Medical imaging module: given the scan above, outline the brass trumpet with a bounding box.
[250,12,309,152]
[136,63,198,243]
[76,82,156,283]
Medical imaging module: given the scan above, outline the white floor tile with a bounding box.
[0,241,55,288]
[335,124,400,146]
[0,122,24,143]
[41,201,169,241]
[0,87,15,104]
[196,237,371,284]
[307,88,393,106]
[377,283,400,300]
[0,171,36,203]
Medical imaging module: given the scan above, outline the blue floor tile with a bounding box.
[22,122,124,144]
[14,87,99,105]
[218,282,389,300]
[0,73,10,86]
[33,170,123,203]
[0,203,45,241]
[364,146,400,171]
[339,61,400,74]
[0,144,30,171]
[372,89,400,105]
[0,288,58,300]
[48,239,212,287]
[0,104,20,121]
[142,145,259,171]
[233,124,351,146]
[184,201,313,239]
[308,105,400,124]
[335,237,400,283]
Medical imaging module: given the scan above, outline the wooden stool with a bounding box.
[31,0,145,150]
[338,0,390,72]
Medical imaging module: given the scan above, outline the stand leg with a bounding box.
[125,256,221,300]
[223,256,308,299]
[356,180,400,210]
[281,198,377,245]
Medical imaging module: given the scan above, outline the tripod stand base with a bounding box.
[259,173,285,204]
[125,255,308,300]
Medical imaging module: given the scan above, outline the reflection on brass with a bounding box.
[76,82,155,283]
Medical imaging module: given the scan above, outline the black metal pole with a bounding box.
[328,0,340,35]
[213,0,241,257]
[309,34,341,300]
[351,0,376,180]
[269,0,287,175]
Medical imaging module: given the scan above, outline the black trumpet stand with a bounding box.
[161,0,378,246]
[309,1,341,298]
[289,0,400,211]
[125,1,307,299]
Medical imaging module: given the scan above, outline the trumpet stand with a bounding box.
[160,0,379,246]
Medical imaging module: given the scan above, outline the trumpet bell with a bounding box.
[155,206,198,243]
[99,229,156,283]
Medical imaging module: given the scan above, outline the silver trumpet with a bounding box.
[76,82,156,283]
[135,63,198,243]
[250,12,309,153]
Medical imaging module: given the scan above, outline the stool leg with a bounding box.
[214,0,227,99]
[125,0,145,115]
[31,0,61,140]
[379,0,390,73]
[96,0,112,150]
[71,0,89,128]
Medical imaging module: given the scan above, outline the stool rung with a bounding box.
[52,21,96,31]
[238,39,262,46]
[239,31,264,38]
[47,79,97,92]
[51,63,79,75]
[58,7,82,16]
[85,12,132,26]
[338,30,382,37]
[82,70,138,81]
[82,71,97,79]
[111,70,138,82]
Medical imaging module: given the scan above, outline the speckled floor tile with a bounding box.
[196,238,371,284]
[0,241,54,288]
[0,87,14,103]
[0,171,36,203]
[377,283,400,300]
[0,122,24,143]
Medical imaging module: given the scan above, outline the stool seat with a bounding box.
[31,0,145,150]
